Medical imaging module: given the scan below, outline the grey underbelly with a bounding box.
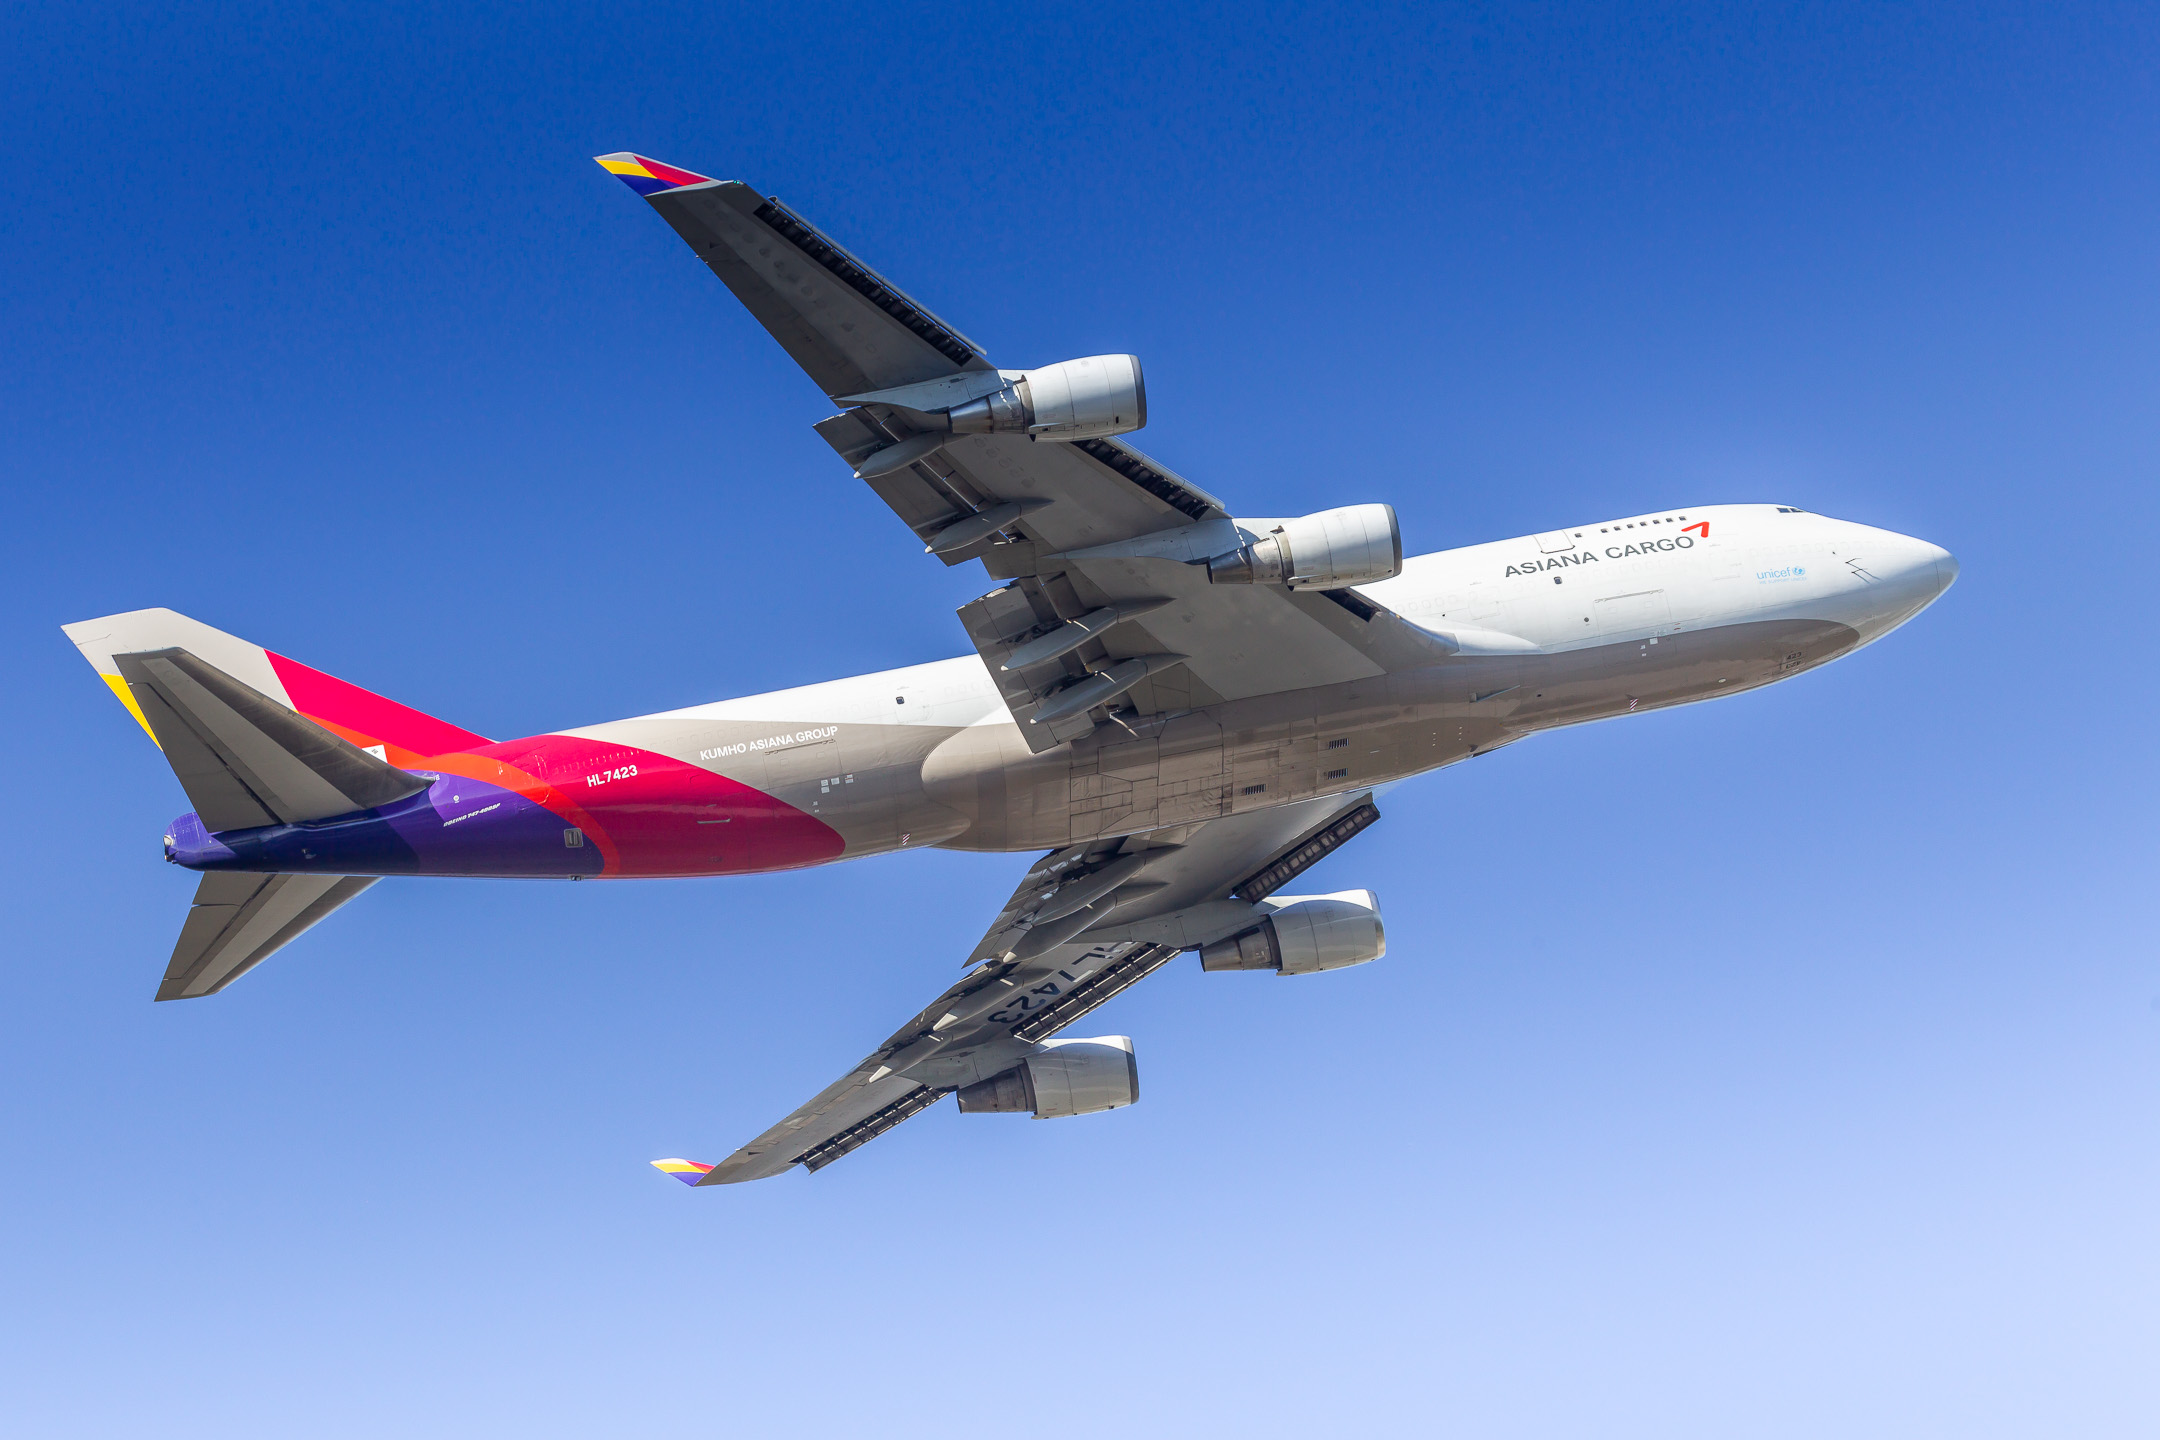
[795,616,1865,855]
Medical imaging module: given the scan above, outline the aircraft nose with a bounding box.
[1899,536,1957,600]
[1926,542,1959,594]
[1834,521,1955,637]
[1862,523,1955,585]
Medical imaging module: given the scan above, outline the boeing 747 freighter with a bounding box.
[64,154,1955,1184]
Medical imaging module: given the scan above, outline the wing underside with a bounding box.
[630,170,995,400]
[692,792,1382,1184]
[610,154,1453,752]
[601,155,1415,1184]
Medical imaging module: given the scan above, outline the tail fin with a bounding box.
[61,611,466,1001]
[62,609,489,764]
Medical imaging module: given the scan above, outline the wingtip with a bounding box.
[650,1157,715,1187]
[593,152,718,197]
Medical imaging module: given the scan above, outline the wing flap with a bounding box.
[795,1083,954,1173]
[701,1067,939,1184]
[955,584,1124,752]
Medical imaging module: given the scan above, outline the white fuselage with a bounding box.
[569,503,1955,863]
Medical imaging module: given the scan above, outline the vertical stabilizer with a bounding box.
[62,608,489,764]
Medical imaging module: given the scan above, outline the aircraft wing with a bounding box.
[601,154,1453,751]
[613,155,996,400]
[686,790,1383,1184]
[864,426,1452,748]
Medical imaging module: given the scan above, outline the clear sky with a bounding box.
[4,4,2155,1436]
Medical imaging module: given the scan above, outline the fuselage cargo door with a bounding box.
[1593,588,1672,640]
[1535,530,1576,554]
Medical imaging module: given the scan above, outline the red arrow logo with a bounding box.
[1683,521,1710,538]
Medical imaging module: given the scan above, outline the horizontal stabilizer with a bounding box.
[651,1158,715,1186]
[115,647,429,833]
[163,872,377,1000]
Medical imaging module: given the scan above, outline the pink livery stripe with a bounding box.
[267,651,491,759]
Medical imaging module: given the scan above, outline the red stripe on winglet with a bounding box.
[635,155,714,188]
[268,652,492,757]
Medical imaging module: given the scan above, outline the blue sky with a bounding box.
[4,3,2156,1435]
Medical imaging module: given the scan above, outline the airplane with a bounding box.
[61,152,1957,1186]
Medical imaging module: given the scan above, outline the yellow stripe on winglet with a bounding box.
[595,156,651,176]
[102,672,161,748]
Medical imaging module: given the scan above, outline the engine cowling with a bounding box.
[955,1036,1139,1118]
[1206,505,1402,590]
[1199,890,1386,976]
[947,355,1147,440]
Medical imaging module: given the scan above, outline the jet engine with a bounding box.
[1199,890,1386,975]
[1206,505,1402,590]
[948,355,1147,440]
[956,1036,1139,1118]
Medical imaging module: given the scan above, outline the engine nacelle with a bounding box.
[1199,890,1386,976]
[955,1035,1139,1118]
[1206,505,1402,590]
[947,355,1147,441]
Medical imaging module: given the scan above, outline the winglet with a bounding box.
[594,153,717,196]
[651,1157,715,1187]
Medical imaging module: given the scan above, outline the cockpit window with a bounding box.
[1776,506,1804,514]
